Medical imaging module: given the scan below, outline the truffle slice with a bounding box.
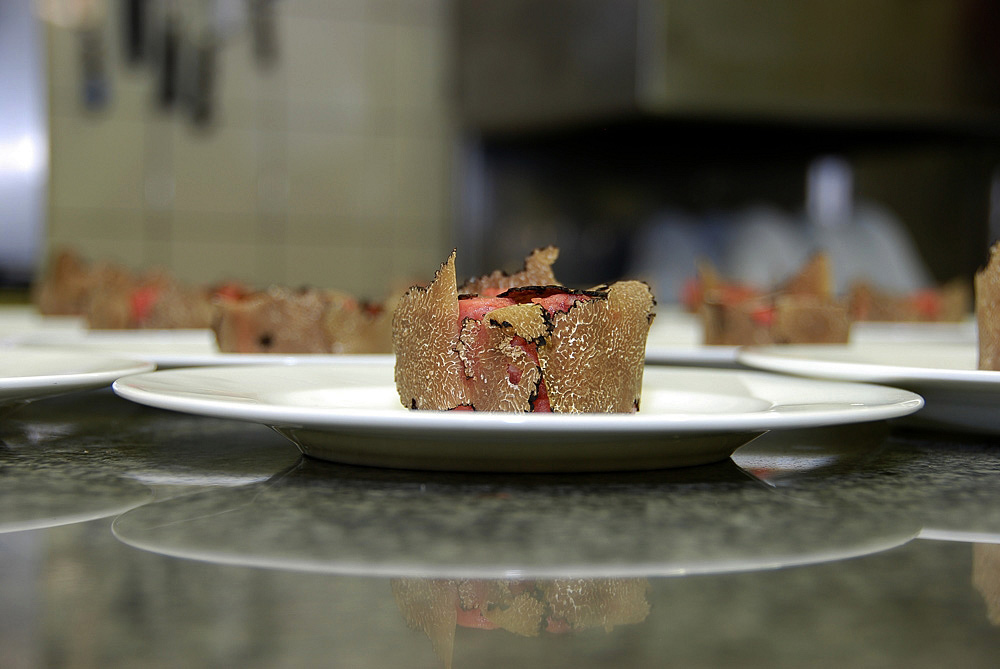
[32,248,95,316]
[770,295,851,344]
[849,279,971,322]
[213,286,332,353]
[539,281,655,413]
[699,251,849,346]
[213,286,392,354]
[779,252,835,297]
[976,243,1000,370]
[392,252,468,409]
[458,246,560,296]
[137,282,217,330]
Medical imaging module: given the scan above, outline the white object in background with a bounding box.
[629,209,717,302]
[848,202,933,292]
[811,202,934,294]
[723,205,810,289]
[806,156,931,293]
[807,155,853,229]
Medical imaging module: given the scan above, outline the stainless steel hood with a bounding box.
[454,0,1000,134]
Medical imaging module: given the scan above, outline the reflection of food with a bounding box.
[687,254,850,346]
[976,244,1000,370]
[392,578,651,668]
[392,247,656,412]
[973,543,1000,625]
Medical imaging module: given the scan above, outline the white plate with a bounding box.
[642,309,978,367]
[738,342,1000,433]
[12,329,392,369]
[112,362,922,472]
[0,305,85,341]
[0,349,155,406]
[644,342,740,367]
[643,310,740,366]
[851,319,976,345]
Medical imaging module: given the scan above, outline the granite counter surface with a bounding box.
[2,390,1000,668]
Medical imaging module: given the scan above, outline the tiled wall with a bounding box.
[44,0,454,300]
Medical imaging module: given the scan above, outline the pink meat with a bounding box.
[456,290,591,412]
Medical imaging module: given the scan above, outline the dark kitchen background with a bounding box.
[3,0,1000,304]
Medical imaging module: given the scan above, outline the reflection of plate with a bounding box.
[112,362,922,472]
[0,388,301,489]
[14,329,393,369]
[111,456,922,578]
[0,349,155,406]
[738,342,999,433]
[732,422,1000,549]
[0,469,152,534]
[918,529,1000,544]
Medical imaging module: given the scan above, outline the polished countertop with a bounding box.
[2,388,1000,668]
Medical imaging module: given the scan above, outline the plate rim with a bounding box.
[112,362,924,434]
[12,328,397,368]
[738,342,1000,387]
[0,349,156,391]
